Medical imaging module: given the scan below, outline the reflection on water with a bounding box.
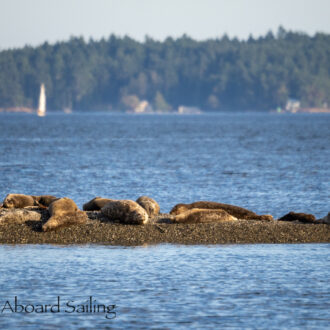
[0,244,329,328]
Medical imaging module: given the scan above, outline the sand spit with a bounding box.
[0,210,329,245]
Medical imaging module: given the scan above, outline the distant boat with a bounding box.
[37,83,46,117]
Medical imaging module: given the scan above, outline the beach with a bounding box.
[0,213,329,245]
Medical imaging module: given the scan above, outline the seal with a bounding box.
[170,201,273,221]
[0,208,42,225]
[319,212,330,224]
[136,196,160,219]
[101,200,149,225]
[173,208,238,224]
[42,197,87,231]
[3,194,36,208]
[83,197,115,211]
[278,212,316,223]
[2,194,58,209]
[35,195,59,208]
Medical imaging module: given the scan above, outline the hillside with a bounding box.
[0,27,329,112]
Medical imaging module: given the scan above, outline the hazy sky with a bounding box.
[1,0,330,49]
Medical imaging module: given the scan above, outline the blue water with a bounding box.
[0,113,329,217]
[0,113,329,328]
[0,244,329,329]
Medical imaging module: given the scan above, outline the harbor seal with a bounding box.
[3,194,36,208]
[101,200,149,225]
[3,194,58,209]
[0,208,42,225]
[83,197,115,211]
[136,196,160,219]
[35,195,59,208]
[170,201,273,221]
[319,212,330,224]
[279,212,316,223]
[42,197,87,231]
[173,208,238,224]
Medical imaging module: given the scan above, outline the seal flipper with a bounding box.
[31,196,47,209]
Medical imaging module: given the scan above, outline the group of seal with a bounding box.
[83,196,159,225]
[0,194,87,231]
[0,194,161,229]
[1,193,328,230]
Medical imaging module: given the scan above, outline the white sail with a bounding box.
[37,83,46,117]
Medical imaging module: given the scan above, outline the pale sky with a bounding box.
[1,0,330,50]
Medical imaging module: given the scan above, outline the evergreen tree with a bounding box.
[0,29,329,111]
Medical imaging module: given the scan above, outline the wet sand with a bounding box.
[0,213,329,245]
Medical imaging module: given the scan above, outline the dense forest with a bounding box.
[0,27,329,112]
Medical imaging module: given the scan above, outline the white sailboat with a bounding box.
[37,83,46,117]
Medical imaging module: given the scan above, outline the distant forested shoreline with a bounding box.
[0,27,329,112]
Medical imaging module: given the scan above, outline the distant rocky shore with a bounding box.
[0,194,329,245]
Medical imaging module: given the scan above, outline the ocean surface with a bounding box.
[0,112,329,217]
[0,112,329,328]
[0,244,329,329]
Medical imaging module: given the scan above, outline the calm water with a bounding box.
[0,113,329,328]
[0,112,329,217]
[0,244,329,329]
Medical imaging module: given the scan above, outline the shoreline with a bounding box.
[0,217,329,245]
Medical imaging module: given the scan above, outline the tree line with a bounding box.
[0,27,329,112]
